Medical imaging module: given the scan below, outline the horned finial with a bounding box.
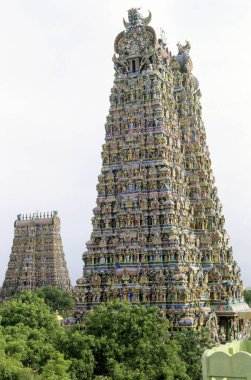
[123,8,151,29]
[177,40,191,55]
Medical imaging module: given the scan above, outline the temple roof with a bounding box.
[15,211,58,227]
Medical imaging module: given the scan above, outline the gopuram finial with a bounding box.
[177,40,191,55]
[123,8,152,29]
[176,40,193,73]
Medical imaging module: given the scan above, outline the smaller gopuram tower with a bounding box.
[2,211,71,296]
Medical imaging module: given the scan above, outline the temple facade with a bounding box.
[2,211,71,296]
[74,9,250,341]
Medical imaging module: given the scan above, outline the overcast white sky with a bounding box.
[0,0,251,286]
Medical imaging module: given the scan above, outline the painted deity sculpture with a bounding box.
[74,9,250,340]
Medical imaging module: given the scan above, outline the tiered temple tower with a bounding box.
[2,211,71,296]
[74,9,250,341]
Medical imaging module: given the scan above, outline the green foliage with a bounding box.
[0,291,58,332]
[244,289,251,306]
[57,328,95,380]
[35,286,75,314]
[0,334,35,380]
[84,302,190,380]
[37,353,71,380]
[0,292,69,379]
[175,328,213,380]
[0,293,210,379]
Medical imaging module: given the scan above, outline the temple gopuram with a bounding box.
[1,211,71,296]
[74,8,250,341]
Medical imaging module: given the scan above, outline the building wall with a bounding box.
[202,339,251,380]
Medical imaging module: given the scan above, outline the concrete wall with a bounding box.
[202,340,251,380]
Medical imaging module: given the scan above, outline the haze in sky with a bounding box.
[0,0,251,286]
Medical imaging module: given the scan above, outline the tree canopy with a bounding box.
[35,286,75,315]
[0,292,212,379]
[244,289,251,306]
[84,302,190,380]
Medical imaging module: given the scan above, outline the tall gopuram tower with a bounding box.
[2,211,71,296]
[74,9,250,341]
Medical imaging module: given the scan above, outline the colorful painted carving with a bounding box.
[2,211,71,296]
[73,8,249,340]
